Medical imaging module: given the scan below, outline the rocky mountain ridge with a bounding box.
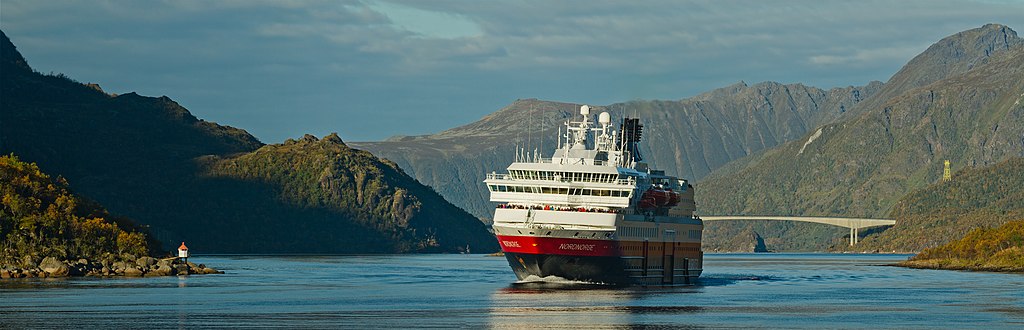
[354,81,883,219]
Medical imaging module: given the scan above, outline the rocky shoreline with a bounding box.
[1,256,222,279]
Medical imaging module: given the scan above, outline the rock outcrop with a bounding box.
[0,256,221,279]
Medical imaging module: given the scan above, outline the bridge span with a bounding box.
[699,216,896,245]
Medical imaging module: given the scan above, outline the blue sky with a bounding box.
[3,0,1022,142]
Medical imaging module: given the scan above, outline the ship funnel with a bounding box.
[599,112,610,125]
[580,105,590,116]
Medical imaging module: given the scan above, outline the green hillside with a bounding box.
[0,154,153,267]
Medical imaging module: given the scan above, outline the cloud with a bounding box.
[2,0,1022,142]
[808,45,932,66]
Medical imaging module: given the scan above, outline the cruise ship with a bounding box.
[485,105,703,285]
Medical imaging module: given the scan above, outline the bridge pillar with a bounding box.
[849,227,859,246]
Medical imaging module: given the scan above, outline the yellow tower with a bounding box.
[943,160,951,182]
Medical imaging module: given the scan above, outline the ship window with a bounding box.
[557,188,568,194]
[541,187,552,194]
[582,189,592,196]
[488,185,495,192]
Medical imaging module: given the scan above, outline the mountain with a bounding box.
[0,30,496,253]
[846,23,1023,118]
[697,24,1024,251]
[352,81,882,219]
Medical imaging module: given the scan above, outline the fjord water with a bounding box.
[2,254,1022,328]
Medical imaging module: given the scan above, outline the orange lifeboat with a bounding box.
[650,189,669,206]
[666,189,680,206]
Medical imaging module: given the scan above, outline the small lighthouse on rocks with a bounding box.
[178,242,190,262]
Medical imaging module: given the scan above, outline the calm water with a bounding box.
[2,254,1023,329]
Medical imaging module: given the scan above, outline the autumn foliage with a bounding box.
[0,154,152,266]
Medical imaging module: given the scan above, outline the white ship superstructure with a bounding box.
[485,105,703,285]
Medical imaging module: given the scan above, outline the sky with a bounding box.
[2,0,1023,142]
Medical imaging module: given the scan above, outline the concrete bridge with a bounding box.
[700,216,897,245]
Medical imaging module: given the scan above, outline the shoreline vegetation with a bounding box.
[1,154,221,279]
[897,220,1024,273]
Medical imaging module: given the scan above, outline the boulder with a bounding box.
[152,264,177,276]
[137,257,156,267]
[77,258,89,266]
[101,266,111,276]
[39,257,70,277]
[174,264,189,275]
[112,261,126,271]
[123,267,144,277]
[201,267,223,274]
[1,268,11,279]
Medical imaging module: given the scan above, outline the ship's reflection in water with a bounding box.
[488,279,709,329]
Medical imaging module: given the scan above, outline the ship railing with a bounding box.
[486,173,511,180]
[529,158,610,166]
[486,173,636,186]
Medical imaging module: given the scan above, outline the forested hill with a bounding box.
[899,219,1024,272]
[0,30,496,253]
[854,157,1024,253]
[200,134,495,253]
